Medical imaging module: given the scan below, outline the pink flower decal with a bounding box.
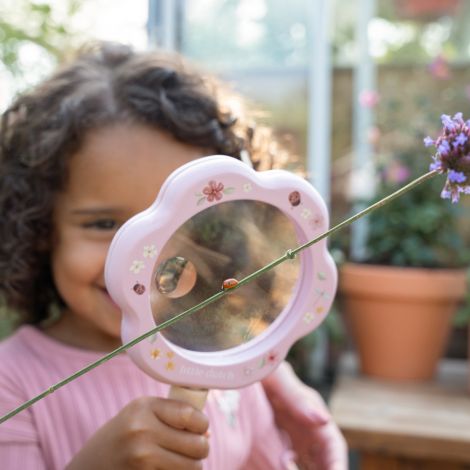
[203,180,224,202]
[195,181,235,205]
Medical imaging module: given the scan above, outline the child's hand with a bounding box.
[66,396,209,470]
[262,362,348,470]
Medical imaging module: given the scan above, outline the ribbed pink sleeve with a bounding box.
[2,444,47,470]
[0,327,296,470]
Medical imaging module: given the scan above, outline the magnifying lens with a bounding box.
[105,155,337,409]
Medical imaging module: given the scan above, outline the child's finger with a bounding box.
[148,443,206,470]
[264,362,330,425]
[156,421,210,460]
[151,397,209,434]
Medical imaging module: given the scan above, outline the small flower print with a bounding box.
[243,183,252,192]
[304,312,314,324]
[203,180,224,202]
[133,283,146,295]
[143,244,157,258]
[166,361,175,371]
[316,306,325,314]
[166,351,175,359]
[214,390,240,427]
[315,288,330,300]
[196,181,235,205]
[317,271,326,281]
[150,348,160,360]
[300,208,312,219]
[130,260,145,274]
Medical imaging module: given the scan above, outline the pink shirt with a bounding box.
[0,326,295,470]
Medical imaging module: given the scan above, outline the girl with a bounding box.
[0,42,346,469]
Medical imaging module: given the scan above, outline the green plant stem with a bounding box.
[0,289,226,425]
[290,169,439,256]
[0,169,438,425]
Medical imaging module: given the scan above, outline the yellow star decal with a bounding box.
[150,349,160,360]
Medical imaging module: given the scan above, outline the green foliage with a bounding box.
[0,0,86,332]
[0,0,85,84]
[349,90,470,269]
[454,267,470,326]
[362,152,470,268]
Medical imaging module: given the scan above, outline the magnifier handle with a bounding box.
[168,385,208,411]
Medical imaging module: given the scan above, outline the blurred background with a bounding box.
[2,0,470,468]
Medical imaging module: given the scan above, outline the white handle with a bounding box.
[168,385,208,410]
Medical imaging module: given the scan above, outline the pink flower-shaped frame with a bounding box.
[105,155,337,388]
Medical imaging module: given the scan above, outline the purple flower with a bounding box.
[385,161,411,184]
[425,112,470,203]
[441,114,456,131]
[438,140,451,155]
[448,170,466,183]
[454,112,464,124]
[429,156,442,172]
[428,54,450,80]
[423,136,434,147]
[454,132,467,147]
[441,181,461,203]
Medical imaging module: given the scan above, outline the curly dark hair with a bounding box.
[0,41,288,325]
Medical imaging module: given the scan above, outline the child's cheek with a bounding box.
[52,236,108,286]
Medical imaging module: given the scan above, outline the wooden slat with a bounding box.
[330,354,470,463]
[361,452,469,470]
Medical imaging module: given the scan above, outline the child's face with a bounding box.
[48,124,206,351]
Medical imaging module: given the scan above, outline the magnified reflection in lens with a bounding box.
[155,256,197,299]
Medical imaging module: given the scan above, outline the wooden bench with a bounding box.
[330,354,470,469]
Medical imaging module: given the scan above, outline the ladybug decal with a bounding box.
[222,278,239,290]
[133,283,146,295]
[288,191,301,207]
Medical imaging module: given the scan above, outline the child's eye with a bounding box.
[83,219,118,230]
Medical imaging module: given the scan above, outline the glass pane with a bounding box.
[180,0,311,168]
[181,0,310,69]
[150,200,300,352]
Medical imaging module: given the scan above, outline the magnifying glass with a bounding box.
[105,155,337,409]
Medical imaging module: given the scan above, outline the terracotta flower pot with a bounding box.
[395,0,460,19]
[339,263,466,381]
